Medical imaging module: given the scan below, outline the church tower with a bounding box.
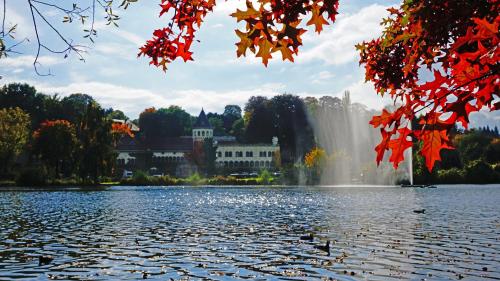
[192,108,213,141]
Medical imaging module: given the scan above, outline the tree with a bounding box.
[271,94,315,164]
[230,118,245,142]
[139,106,193,138]
[33,120,77,177]
[77,101,115,183]
[208,116,225,136]
[456,130,494,164]
[222,105,242,133]
[60,94,96,125]
[0,107,30,176]
[304,147,326,179]
[0,83,51,128]
[244,96,275,144]
[357,1,499,171]
[108,110,128,121]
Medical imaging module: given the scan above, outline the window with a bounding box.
[217,152,222,157]
[225,151,233,157]
[259,151,266,157]
[236,151,243,157]
[197,131,201,136]
[246,151,253,157]
[202,131,205,136]
[268,151,272,157]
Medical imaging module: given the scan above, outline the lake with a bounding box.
[0,185,499,280]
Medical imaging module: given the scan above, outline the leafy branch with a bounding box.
[0,0,136,75]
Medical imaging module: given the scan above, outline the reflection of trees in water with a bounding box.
[305,92,409,185]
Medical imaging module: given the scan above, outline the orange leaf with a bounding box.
[256,38,274,66]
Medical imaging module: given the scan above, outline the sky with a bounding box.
[0,0,498,126]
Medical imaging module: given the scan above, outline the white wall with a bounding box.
[215,144,279,168]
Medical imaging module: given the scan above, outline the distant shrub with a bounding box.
[243,179,258,185]
[16,166,48,186]
[121,170,152,185]
[133,170,149,182]
[51,177,79,186]
[257,169,272,185]
[208,175,238,185]
[437,168,465,184]
[465,159,495,184]
[186,173,206,186]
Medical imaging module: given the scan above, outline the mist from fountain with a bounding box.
[307,91,411,185]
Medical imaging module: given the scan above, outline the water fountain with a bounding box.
[308,91,412,185]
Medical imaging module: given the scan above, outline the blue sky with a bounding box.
[0,0,498,126]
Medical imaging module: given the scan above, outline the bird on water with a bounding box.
[300,233,314,241]
[39,255,54,266]
[314,240,331,256]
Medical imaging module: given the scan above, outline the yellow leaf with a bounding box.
[230,1,260,22]
[235,30,253,57]
[272,41,294,62]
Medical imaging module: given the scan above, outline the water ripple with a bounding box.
[0,185,499,280]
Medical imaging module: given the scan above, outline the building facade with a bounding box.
[215,137,279,170]
[115,109,280,177]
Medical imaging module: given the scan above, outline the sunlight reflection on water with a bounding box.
[0,185,499,280]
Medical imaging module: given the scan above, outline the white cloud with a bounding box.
[212,0,247,16]
[469,110,500,129]
[93,43,138,60]
[0,55,62,68]
[93,21,145,46]
[4,6,33,39]
[311,71,335,84]
[297,4,391,65]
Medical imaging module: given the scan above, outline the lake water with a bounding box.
[0,185,499,280]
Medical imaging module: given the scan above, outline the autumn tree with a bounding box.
[357,0,499,171]
[111,121,134,146]
[0,107,31,177]
[33,120,78,177]
[304,146,326,181]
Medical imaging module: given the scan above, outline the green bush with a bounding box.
[257,169,272,185]
[437,168,465,184]
[16,166,48,186]
[51,177,79,186]
[185,173,206,186]
[133,170,149,182]
[465,159,495,184]
[207,175,238,185]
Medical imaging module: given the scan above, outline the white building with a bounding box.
[215,137,279,169]
[116,109,280,175]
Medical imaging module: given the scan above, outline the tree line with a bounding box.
[0,83,124,185]
[1,82,498,186]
